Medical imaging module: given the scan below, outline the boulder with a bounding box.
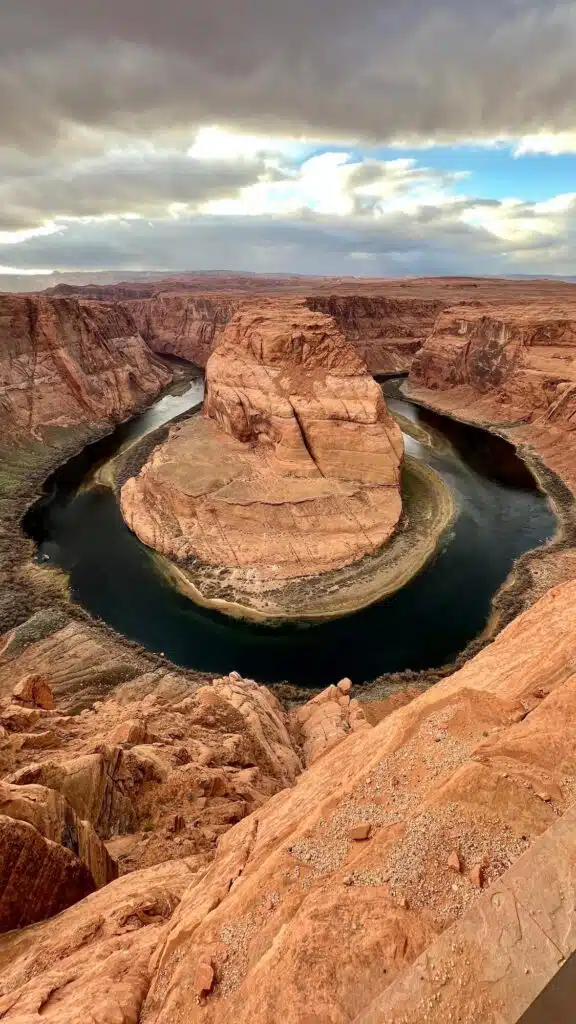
[12,674,55,710]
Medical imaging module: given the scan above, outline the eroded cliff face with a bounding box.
[3,578,576,1021]
[0,294,172,437]
[123,294,240,367]
[120,302,404,591]
[410,303,576,420]
[407,302,576,621]
[118,292,444,373]
[306,295,445,373]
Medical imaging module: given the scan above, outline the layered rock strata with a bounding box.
[3,578,576,1019]
[124,294,240,367]
[306,295,445,373]
[0,294,171,437]
[120,291,445,373]
[0,293,172,640]
[407,302,576,615]
[120,303,404,600]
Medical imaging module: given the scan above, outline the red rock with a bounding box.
[447,850,461,873]
[337,678,353,695]
[121,301,404,602]
[126,293,240,366]
[349,823,372,841]
[0,815,95,932]
[470,863,485,889]
[307,295,445,373]
[12,674,55,710]
[108,719,148,745]
[194,960,215,999]
[0,294,171,437]
[170,814,186,833]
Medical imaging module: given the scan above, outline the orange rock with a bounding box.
[108,719,148,745]
[349,823,372,841]
[194,960,215,999]
[0,815,95,932]
[12,674,55,710]
[0,293,171,437]
[469,862,485,889]
[447,850,461,873]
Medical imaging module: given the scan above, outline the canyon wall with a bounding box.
[122,294,240,367]
[0,294,171,437]
[3,577,576,1020]
[408,303,576,489]
[306,294,445,373]
[114,293,445,372]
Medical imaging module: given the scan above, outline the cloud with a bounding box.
[514,132,576,155]
[0,146,279,232]
[2,187,575,281]
[1,1,576,154]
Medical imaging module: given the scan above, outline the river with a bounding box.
[24,377,557,687]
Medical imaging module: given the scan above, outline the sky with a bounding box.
[1,0,576,280]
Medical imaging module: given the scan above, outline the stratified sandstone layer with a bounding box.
[124,294,240,367]
[121,292,446,374]
[0,294,171,437]
[120,302,404,607]
[0,292,173,638]
[3,579,576,1020]
[407,303,576,619]
[306,295,445,373]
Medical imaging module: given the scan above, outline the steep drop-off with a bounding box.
[3,579,576,1021]
[2,292,576,1021]
[111,292,446,373]
[0,293,173,639]
[306,294,444,373]
[407,302,576,620]
[120,302,405,607]
[0,295,171,436]
[122,294,240,367]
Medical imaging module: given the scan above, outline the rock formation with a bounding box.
[407,302,576,615]
[120,292,444,374]
[5,285,576,1020]
[124,294,240,367]
[410,302,576,420]
[306,295,445,373]
[0,294,171,438]
[3,578,576,1019]
[120,302,404,597]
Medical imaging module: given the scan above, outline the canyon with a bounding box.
[2,276,576,1021]
[119,301,407,612]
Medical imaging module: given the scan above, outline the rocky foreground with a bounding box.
[120,302,404,605]
[2,579,576,1021]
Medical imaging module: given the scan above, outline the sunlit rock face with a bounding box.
[410,302,576,420]
[121,300,404,585]
[0,294,171,437]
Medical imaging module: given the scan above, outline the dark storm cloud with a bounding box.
[0,1,575,152]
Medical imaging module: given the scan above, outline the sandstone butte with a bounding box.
[120,302,404,591]
[4,285,576,1021]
